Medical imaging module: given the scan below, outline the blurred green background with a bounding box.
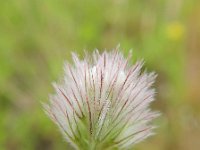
[0,0,200,150]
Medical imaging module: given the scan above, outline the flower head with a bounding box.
[44,48,159,150]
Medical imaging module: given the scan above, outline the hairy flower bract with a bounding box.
[44,48,159,150]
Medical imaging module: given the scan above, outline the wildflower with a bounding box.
[166,21,185,41]
[43,48,159,150]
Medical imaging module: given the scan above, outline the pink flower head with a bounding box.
[44,48,159,150]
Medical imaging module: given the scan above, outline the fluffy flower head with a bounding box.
[44,48,159,150]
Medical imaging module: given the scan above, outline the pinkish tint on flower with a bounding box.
[43,47,160,150]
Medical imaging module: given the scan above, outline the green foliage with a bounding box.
[0,0,200,149]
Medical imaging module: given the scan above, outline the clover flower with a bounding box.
[44,48,159,150]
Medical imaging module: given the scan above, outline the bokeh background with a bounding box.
[0,0,200,150]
